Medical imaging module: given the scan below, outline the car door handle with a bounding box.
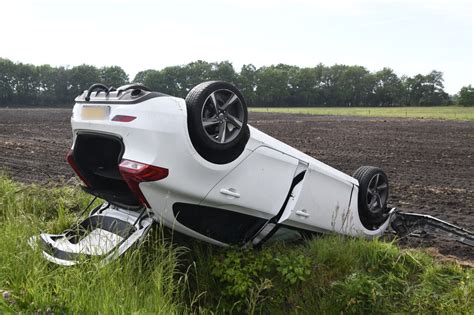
[295,209,309,217]
[220,188,240,198]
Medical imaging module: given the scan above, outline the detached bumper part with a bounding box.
[390,209,474,247]
[29,204,154,266]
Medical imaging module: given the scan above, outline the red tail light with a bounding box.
[66,150,91,187]
[112,115,136,122]
[119,159,169,208]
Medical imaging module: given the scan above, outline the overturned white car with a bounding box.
[31,82,473,265]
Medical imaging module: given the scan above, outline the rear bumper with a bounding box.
[29,203,154,266]
[71,96,189,166]
[71,96,192,210]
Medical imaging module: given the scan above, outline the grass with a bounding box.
[0,175,472,314]
[250,106,474,121]
[0,176,187,314]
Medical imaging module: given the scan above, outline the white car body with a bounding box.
[32,83,392,265]
[72,96,388,241]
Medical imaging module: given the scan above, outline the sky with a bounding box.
[0,0,472,94]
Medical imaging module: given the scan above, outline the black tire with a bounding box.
[353,166,390,230]
[185,81,249,164]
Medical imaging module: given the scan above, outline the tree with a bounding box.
[139,70,163,93]
[320,64,354,106]
[0,58,16,105]
[0,57,453,108]
[458,85,474,106]
[183,60,213,92]
[133,69,155,84]
[371,68,402,106]
[53,66,70,105]
[37,64,58,105]
[150,68,182,96]
[418,70,449,106]
[68,64,100,99]
[100,66,128,88]
[160,66,186,96]
[341,65,373,106]
[288,67,321,106]
[211,61,236,83]
[401,71,448,106]
[14,62,40,105]
[255,65,291,106]
[238,64,257,105]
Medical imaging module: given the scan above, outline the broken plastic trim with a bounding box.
[29,203,154,266]
[390,209,474,247]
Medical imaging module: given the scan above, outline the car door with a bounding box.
[277,163,358,235]
[201,146,300,220]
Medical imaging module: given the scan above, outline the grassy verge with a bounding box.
[0,176,472,314]
[250,106,474,121]
[0,176,186,314]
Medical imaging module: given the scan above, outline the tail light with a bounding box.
[112,115,136,122]
[119,159,169,208]
[66,150,91,187]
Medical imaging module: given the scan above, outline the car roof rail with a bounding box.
[85,83,109,101]
[117,84,151,96]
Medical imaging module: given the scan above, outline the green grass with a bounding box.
[250,106,474,121]
[1,175,472,314]
[0,176,187,314]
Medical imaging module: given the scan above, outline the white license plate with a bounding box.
[81,106,110,120]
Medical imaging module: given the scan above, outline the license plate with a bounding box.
[81,106,110,120]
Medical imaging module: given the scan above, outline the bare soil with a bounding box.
[1,108,473,260]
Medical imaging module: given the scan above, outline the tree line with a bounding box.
[0,57,472,107]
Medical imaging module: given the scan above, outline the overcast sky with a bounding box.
[0,0,472,94]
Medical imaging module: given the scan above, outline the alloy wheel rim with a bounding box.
[201,89,244,144]
[366,173,388,214]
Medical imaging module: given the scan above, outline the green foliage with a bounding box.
[0,58,130,107]
[136,60,238,98]
[201,247,312,313]
[458,85,474,106]
[100,66,129,88]
[192,236,473,314]
[211,250,272,299]
[401,71,449,106]
[275,254,311,284]
[371,67,403,106]
[0,176,472,314]
[209,249,311,299]
[68,64,101,100]
[0,57,453,107]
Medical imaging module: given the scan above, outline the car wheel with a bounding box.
[353,166,390,230]
[185,81,250,164]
